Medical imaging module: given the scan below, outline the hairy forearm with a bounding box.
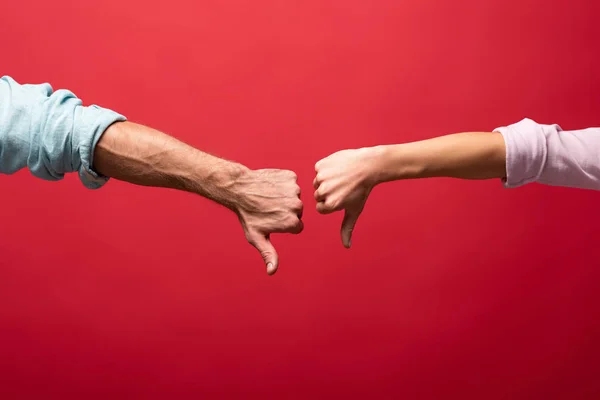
[94,121,303,275]
[372,132,507,183]
[94,121,245,209]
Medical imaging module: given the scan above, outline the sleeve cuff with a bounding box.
[493,118,552,189]
[75,105,126,189]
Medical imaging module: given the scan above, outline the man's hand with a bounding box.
[230,168,303,275]
[313,147,381,248]
[95,121,304,275]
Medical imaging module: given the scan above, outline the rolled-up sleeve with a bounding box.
[0,76,126,189]
[494,118,600,190]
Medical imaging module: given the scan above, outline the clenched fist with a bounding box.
[231,168,304,275]
[313,147,382,248]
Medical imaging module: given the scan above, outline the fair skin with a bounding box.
[94,121,303,276]
[313,132,507,248]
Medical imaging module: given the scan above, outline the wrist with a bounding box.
[209,162,250,211]
[185,156,249,210]
[370,144,427,183]
[363,145,389,186]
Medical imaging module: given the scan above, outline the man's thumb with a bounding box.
[251,234,279,275]
[341,208,361,249]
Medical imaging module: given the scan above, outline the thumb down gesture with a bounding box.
[233,169,304,275]
[313,147,381,248]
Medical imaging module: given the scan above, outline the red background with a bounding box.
[1,0,600,398]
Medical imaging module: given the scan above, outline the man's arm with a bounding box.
[95,122,304,275]
[313,119,600,248]
[0,76,302,275]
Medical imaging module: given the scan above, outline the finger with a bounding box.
[296,202,304,219]
[290,219,304,234]
[248,233,280,275]
[270,217,304,234]
[341,208,362,248]
[313,175,322,189]
[289,198,303,218]
[314,160,322,172]
[316,201,335,214]
[314,188,326,202]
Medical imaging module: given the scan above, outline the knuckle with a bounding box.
[284,216,301,230]
[259,250,272,262]
[318,204,332,214]
[342,224,354,234]
[286,215,298,226]
[287,197,302,208]
[325,197,339,210]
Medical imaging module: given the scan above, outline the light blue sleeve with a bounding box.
[0,76,126,189]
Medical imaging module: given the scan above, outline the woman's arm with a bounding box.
[373,131,506,182]
[313,118,600,248]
